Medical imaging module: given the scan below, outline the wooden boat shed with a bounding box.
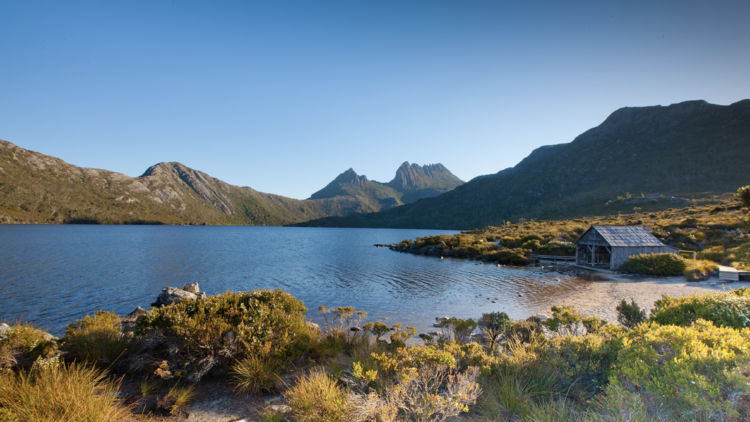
[575,225,679,270]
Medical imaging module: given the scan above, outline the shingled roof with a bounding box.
[577,225,666,247]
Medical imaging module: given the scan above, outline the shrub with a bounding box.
[0,361,126,422]
[347,343,482,422]
[683,259,719,281]
[651,287,750,329]
[616,299,647,329]
[541,329,623,400]
[543,305,582,334]
[231,355,281,394]
[285,369,349,422]
[63,311,136,368]
[0,323,57,371]
[621,253,687,276]
[435,317,476,344]
[736,185,750,208]
[135,289,309,381]
[317,306,367,345]
[611,320,750,419]
[478,312,511,350]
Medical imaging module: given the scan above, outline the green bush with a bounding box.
[616,299,647,329]
[135,289,310,381]
[621,253,687,276]
[736,185,750,208]
[683,259,719,281]
[651,287,750,329]
[611,320,750,419]
[63,311,136,368]
[541,328,623,400]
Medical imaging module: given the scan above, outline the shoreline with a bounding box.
[534,271,750,324]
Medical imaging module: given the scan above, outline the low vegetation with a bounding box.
[3,286,750,421]
[395,186,750,277]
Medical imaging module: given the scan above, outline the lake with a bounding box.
[0,225,593,336]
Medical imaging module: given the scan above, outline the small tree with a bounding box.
[436,317,477,344]
[616,299,647,329]
[544,305,582,335]
[478,312,510,351]
[362,321,390,342]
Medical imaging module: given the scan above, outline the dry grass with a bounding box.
[231,355,281,394]
[0,361,127,422]
[284,369,349,422]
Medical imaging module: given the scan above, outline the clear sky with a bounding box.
[1,1,748,199]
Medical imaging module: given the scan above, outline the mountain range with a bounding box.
[299,99,750,229]
[3,99,748,228]
[0,140,462,225]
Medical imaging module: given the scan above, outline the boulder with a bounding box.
[120,306,150,334]
[305,321,321,332]
[182,282,200,294]
[152,287,198,307]
[0,323,10,340]
[535,313,549,321]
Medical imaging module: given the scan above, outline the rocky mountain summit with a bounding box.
[308,162,464,211]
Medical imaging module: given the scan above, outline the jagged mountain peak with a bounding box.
[388,162,462,191]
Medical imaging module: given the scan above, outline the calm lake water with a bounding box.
[0,225,594,336]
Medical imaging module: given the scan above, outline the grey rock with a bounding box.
[270,404,291,413]
[152,286,198,307]
[305,321,320,331]
[196,291,207,299]
[535,313,549,321]
[0,323,10,340]
[182,282,200,294]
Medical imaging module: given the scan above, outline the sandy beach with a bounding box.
[535,269,750,324]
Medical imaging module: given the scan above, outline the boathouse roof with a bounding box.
[575,225,665,247]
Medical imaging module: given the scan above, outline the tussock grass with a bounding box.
[231,355,281,394]
[0,361,126,422]
[285,369,349,422]
[166,384,196,415]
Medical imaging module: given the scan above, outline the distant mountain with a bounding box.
[0,140,391,225]
[299,99,750,229]
[308,163,464,212]
[387,162,464,203]
[0,140,463,225]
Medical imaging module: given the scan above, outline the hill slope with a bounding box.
[0,140,384,225]
[299,99,750,229]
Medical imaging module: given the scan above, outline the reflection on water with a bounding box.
[0,225,593,335]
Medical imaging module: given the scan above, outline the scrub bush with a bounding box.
[134,289,309,381]
[63,311,136,368]
[612,320,750,419]
[651,287,750,329]
[621,253,687,276]
[683,259,719,281]
[346,343,482,422]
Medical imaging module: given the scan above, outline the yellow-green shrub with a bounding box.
[611,320,750,419]
[63,311,136,368]
[683,259,719,281]
[135,289,309,381]
[621,253,687,276]
[541,328,624,400]
[651,287,750,329]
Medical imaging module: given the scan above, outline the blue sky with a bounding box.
[1,1,748,199]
